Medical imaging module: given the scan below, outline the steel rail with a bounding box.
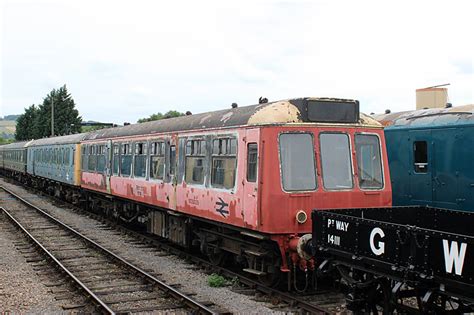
[0,185,216,315]
[0,205,115,314]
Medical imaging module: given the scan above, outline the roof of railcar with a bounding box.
[373,104,474,130]
[0,140,32,150]
[83,97,380,141]
[28,133,88,146]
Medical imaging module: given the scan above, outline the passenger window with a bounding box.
[279,133,317,191]
[247,143,258,182]
[150,141,165,180]
[414,141,428,173]
[97,145,106,173]
[81,146,88,171]
[169,145,176,176]
[185,139,206,185]
[320,133,353,190]
[112,144,120,175]
[355,134,383,189]
[211,137,237,189]
[88,145,97,171]
[133,142,147,177]
[120,143,132,176]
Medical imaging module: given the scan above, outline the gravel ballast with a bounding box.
[0,214,63,313]
[0,178,278,314]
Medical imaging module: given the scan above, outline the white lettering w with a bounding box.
[443,240,467,276]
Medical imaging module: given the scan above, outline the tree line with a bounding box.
[14,84,185,142]
[15,85,82,141]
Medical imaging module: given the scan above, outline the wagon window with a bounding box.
[112,144,120,175]
[133,142,147,178]
[355,134,383,189]
[279,133,317,191]
[150,141,165,180]
[120,143,132,176]
[97,144,106,173]
[247,143,258,182]
[185,139,206,185]
[320,133,353,190]
[414,141,428,173]
[211,137,237,189]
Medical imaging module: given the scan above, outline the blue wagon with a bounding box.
[375,105,474,211]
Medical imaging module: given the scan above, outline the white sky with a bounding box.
[1,0,473,123]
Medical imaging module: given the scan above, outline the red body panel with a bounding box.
[81,125,392,236]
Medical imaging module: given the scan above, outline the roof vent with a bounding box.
[259,97,268,104]
[231,103,238,108]
[385,109,391,114]
[445,103,452,108]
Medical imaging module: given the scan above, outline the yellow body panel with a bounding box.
[74,143,82,186]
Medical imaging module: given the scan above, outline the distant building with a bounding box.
[416,87,448,110]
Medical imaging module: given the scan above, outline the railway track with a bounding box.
[0,178,346,314]
[0,185,217,314]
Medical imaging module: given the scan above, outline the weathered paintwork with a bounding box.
[375,105,474,211]
[0,141,31,173]
[82,123,392,235]
[26,133,87,186]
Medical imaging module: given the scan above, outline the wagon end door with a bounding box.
[242,129,260,228]
[408,130,433,205]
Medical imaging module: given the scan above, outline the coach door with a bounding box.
[243,129,260,227]
[168,137,178,210]
[409,130,433,204]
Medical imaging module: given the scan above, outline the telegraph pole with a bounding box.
[51,94,54,136]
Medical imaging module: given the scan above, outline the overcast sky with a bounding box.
[1,0,473,123]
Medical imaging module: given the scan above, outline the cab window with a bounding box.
[279,133,317,191]
[320,133,353,190]
[355,134,383,189]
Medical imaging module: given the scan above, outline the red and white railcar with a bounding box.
[80,97,391,287]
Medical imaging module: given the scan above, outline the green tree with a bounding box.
[15,104,39,141]
[137,110,184,123]
[34,85,82,137]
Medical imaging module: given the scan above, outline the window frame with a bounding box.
[413,140,429,174]
[185,138,207,186]
[247,143,258,183]
[278,132,318,193]
[354,132,385,190]
[133,141,148,178]
[319,132,354,191]
[149,140,166,181]
[210,136,238,190]
[120,142,132,177]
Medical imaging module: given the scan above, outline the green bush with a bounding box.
[208,273,227,287]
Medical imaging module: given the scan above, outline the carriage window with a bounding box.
[88,145,97,171]
[112,144,120,175]
[355,134,383,189]
[121,143,132,176]
[169,145,176,176]
[279,133,317,191]
[247,143,258,182]
[211,137,237,189]
[133,142,147,178]
[97,144,106,173]
[320,133,353,190]
[150,141,165,180]
[414,141,428,173]
[185,139,206,185]
[81,146,87,170]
